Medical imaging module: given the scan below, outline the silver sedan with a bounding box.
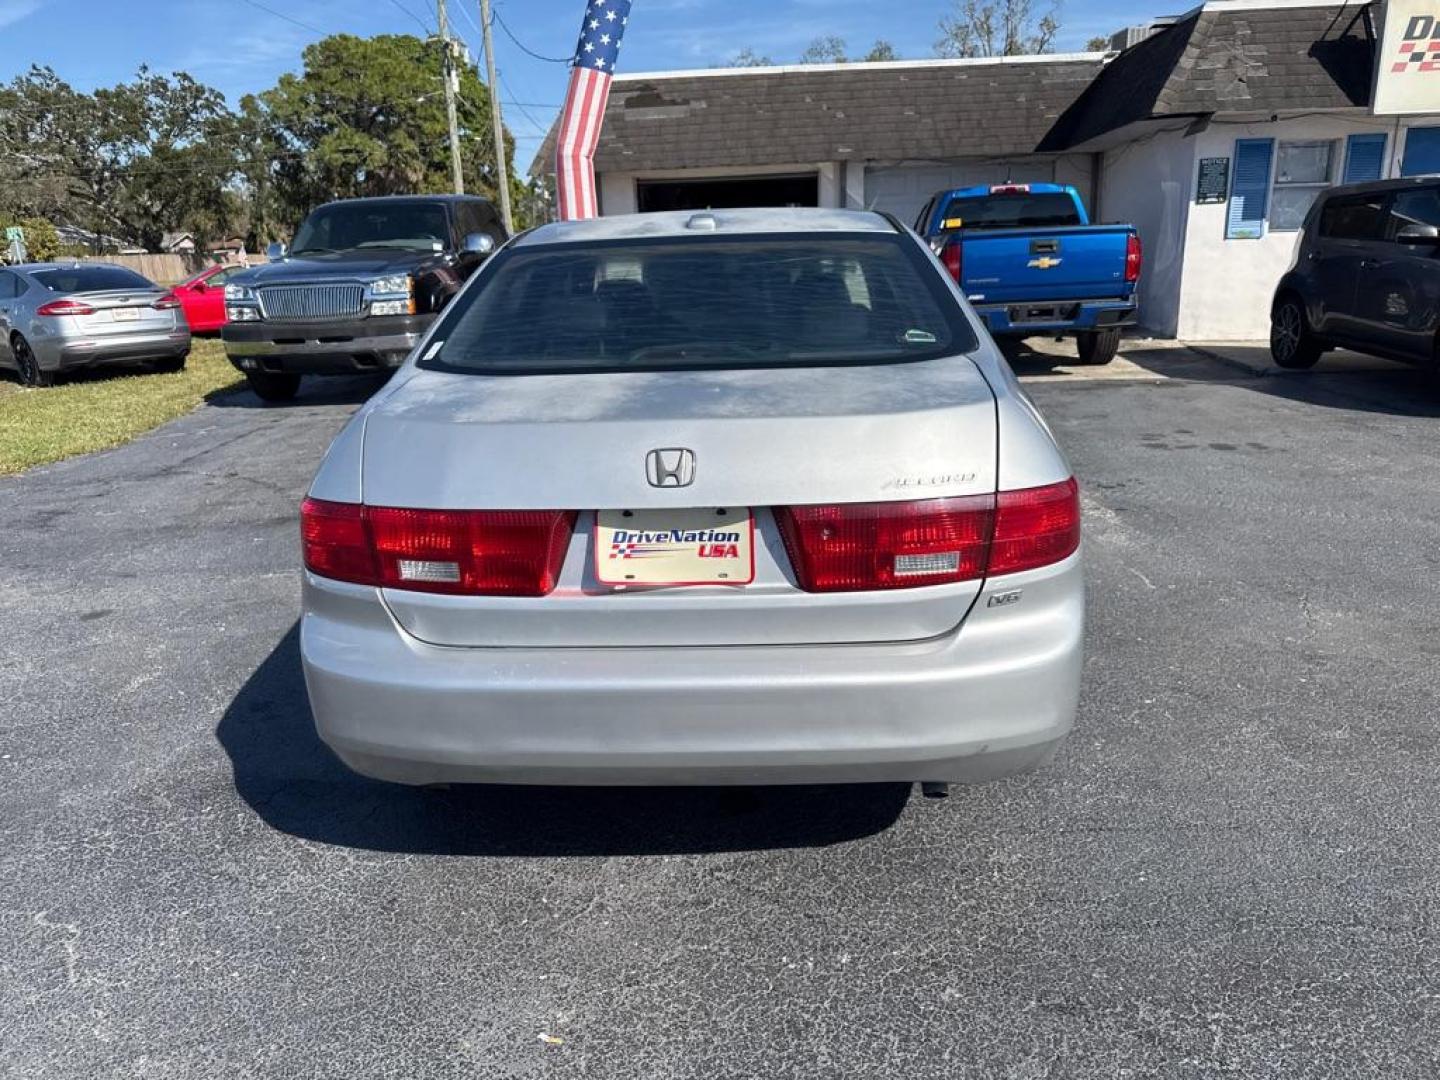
[300,208,1083,789]
[0,262,191,386]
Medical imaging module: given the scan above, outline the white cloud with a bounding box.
[0,0,42,29]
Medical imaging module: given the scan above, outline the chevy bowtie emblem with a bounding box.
[646,448,696,488]
[1028,256,1063,270]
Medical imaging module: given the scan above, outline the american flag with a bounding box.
[556,0,633,220]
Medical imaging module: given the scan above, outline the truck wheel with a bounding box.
[1270,297,1322,369]
[1076,329,1120,365]
[245,370,301,403]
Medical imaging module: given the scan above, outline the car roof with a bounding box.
[314,195,493,209]
[1321,175,1440,198]
[6,262,134,273]
[516,208,896,248]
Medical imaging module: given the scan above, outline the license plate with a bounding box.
[595,508,755,586]
[111,308,140,322]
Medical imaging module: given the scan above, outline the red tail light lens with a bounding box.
[366,507,576,597]
[776,479,1080,593]
[989,478,1081,576]
[941,238,963,283]
[776,496,995,593]
[301,498,375,585]
[152,293,181,310]
[1125,232,1143,283]
[35,299,95,317]
[301,498,576,597]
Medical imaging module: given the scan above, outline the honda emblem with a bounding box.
[646,448,696,488]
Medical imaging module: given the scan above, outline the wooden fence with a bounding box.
[76,252,266,284]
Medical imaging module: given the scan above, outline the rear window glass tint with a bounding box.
[940,192,1081,231]
[426,234,977,376]
[32,266,155,292]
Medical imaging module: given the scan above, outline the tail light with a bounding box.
[301,498,576,597]
[152,293,182,310]
[990,183,1031,194]
[1125,233,1143,283]
[35,299,95,317]
[941,237,963,283]
[775,478,1079,593]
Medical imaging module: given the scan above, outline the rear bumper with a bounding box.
[34,329,191,371]
[976,299,1137,337]
[223,314,434,375]
[300,553,1084,787]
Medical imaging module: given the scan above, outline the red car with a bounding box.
[172,264,246,333]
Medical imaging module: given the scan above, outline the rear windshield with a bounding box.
[293,202,450,254]
[940,192,1082,231]
[32,266,155,293]
[425,234,977,375]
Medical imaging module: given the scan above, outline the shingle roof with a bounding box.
[1041,4,1375,150]
[530,56,1105,176]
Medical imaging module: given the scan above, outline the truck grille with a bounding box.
[257,284,365,322]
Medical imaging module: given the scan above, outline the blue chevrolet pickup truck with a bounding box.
[915,183,1141,364]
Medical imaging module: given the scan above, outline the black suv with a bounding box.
[1271,177,1440,376]
[223,195,506,402]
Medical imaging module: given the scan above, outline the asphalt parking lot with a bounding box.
[3,345,1438,1079]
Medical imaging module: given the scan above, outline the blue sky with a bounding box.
[0,0,1174,173]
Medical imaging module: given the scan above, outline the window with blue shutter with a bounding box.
[1227,139,1274,240]
[1401,127,1440,177]
[1343,134,1387,183]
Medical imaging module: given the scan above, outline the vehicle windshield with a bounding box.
[425,234,976,375]
[941,192,1082,231]
[31,266,156,293]
[292,202,450,253]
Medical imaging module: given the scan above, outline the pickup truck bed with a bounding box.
[916,184,1141,363]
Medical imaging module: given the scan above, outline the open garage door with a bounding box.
[636,173,819,213]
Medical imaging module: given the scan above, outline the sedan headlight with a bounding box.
[227,305,260,321]
[225,283,256,302]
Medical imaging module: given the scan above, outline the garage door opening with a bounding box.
[636,173,819,213]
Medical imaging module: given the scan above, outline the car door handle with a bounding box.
[1360,259,1381,269]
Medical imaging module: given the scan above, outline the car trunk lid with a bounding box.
[360,359,999,647]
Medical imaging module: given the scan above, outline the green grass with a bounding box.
[0,338,244,475]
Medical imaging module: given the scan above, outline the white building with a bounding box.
[537,0,1440,341]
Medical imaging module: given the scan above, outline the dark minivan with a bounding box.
[1271,177,1440,376]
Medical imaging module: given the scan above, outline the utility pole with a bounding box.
[478,0,515,234]
[437,0,465,194]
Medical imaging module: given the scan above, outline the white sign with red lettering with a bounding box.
[1374,0,1440,115]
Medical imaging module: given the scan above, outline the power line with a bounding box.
[387,0,434,34]
[492,6,572,64]
[237,0,325,34]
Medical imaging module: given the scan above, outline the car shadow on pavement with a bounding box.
[206,373,392,409]
[217,625,911,856]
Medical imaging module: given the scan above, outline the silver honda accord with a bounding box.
[300,208,1083,787]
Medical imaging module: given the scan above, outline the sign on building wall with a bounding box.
[1373,0,1440,115]
[1196,158,1230,203]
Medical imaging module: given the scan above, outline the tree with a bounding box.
[728,47,774,67]
[0,65,241,251]
[0,216,60,262]
[1086,35,1110,51]
[799,35,848,64]
[864,40,900,62]
[241,34,524,237]
[935,0,1060,58]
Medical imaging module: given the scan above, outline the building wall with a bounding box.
[1176,115,1409,340]
[1098,127,1195,338]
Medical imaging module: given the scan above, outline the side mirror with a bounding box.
[462,232,497,258]
[1396,223,1440,245]
[266,241,288,260]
